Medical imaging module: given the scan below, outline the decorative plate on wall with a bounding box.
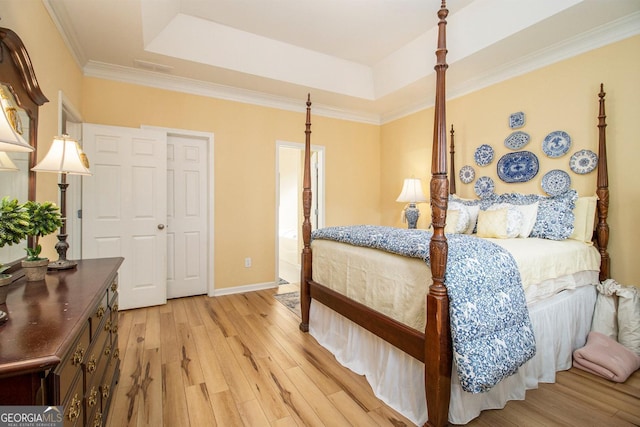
[459,165,475,184]
[542,131,572,158]
[474,144,494,166]
[504,131,531,150]
[541,169,571,196]
[509,112,525,129]
[497,151,539,183]
[569,149,598,174]
[474,176,495,198]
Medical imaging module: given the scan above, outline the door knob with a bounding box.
[157,224,165,230]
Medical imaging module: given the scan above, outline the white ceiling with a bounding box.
[45,0,640,124]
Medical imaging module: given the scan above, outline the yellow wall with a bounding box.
[381,35,640,286]
[81,79,380,289]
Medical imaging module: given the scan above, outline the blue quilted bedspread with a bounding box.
[312,225,536,393]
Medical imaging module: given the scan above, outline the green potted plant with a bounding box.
[21,200,62,281]
[0,196,30,285]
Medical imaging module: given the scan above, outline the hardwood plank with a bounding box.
[183,296,204,328]
[143,305,161,350]
[327,390,380,426]
[162,361,190,427]
[210,389,244,427]
[205,296,240,337]
[175,321,206,386]
[191,324,229,394]
[159,310,180,364]
[237,398,271,427]
[136,348,163,427]
[185,383,217,426]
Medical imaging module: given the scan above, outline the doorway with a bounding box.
[276,142,324,285]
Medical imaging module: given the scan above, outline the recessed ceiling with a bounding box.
[45,0,640,123]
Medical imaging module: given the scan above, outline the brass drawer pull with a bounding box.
[111,281,118,292]
[67,393,80,421]
[113,303,119,313]
[104,319,112,332]
[96,304,105,319]
[104,344,112,357]
[88,387,98,407]
[93,411,102,427]
[102,384,110,400]
[87,355,97,373]
[111,324,118,334]
[72,344,85,365]
[113,348,120,360]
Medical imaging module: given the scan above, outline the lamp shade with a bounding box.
[31,135,92,175]
[0,99,32,153]
[396,178,427,203]
[0,151,19,171]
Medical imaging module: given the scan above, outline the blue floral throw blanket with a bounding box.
[312,225,536,393]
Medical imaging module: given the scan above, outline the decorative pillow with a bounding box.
[444,209,461,234]
[570,195,598,243]
[529,190,577,240]
[485,203,523,238]
[476,208,509,238]
[448,201,479,234]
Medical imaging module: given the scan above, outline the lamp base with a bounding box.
[48,259,77,270]
[404,203,420,229]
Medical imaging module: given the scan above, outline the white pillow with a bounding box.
[512,202,539,238]
[430,208,470,234]
[486,203,523,238]
[570,195,598,243]
[448,201,479,234]
[476,208,509,238]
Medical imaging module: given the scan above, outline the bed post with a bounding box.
[299,94,313,332]
[449,125,456,195]
[426,2,452,427]
[595,84,610,281]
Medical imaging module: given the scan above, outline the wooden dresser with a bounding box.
[0,257,124,426]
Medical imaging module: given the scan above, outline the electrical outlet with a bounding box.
[244,257,252,268]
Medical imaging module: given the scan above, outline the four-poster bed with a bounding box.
[298,2,611,426]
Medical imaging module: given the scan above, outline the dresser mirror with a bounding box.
[0,27,48,272]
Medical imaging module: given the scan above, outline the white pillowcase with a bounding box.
[512,202,539,238]
[485,203,523,238]
[448,201,479,234]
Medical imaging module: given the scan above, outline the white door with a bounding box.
[166,134,208,298]
[81,124,167,310]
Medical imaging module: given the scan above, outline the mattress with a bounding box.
[311,236,600,330]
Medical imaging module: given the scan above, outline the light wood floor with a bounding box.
[106,285,640,427]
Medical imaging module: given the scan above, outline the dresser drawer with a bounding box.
[62,375,83,427]
[89,291,109,341]
[50,321,90,404]
[84,316,111,390]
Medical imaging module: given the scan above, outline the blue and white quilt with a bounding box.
[312,225,536,393]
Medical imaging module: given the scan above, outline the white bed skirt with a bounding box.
[309,284,597,425]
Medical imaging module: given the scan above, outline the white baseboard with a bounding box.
[211,281,277,297]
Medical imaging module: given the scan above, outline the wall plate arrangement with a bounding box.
[509,111,525,129]
[504,131,530,150]
[542,131,572,158]
[541,169,571,196]
[474,176,495,198]
[497,151,539,183]
[474,144,494,166]
[459,165,475,184]
[569,149,598,174]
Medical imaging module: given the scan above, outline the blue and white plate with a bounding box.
[497,151,539,183]
[459,165,475,184]
[541,169,571,196]
[542,131,571,158]
[474,144,494,166]
[504,131,530,150]
[509,112,525,129]
[474,176,495,198]
[569,149,598,174]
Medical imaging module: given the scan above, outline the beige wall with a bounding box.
[81,79,381,289]
[381,35,640,287]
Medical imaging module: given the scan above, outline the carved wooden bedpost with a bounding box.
[449,125,456,195]
[300,94,313,332]
[596,84,610,281]
[426,2,452,427]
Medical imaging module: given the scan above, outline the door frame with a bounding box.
[275,140,325,285]
[143,126,215,296]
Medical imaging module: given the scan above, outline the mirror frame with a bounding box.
[0,27,49,274]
